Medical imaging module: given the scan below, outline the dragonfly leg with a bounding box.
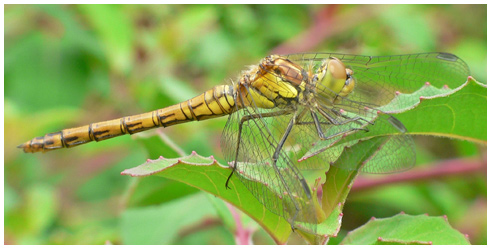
[225,109,310,229]
[225,109,294,189]
[317,106,371,127]
[311,111,368,141]
[271,114,311,226]
[331,108,374,126]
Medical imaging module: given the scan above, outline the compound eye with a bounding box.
[345,68,354,85]
[328,58,347,80]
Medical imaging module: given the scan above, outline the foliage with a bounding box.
[120,77,485,244]
[4,4,486,245]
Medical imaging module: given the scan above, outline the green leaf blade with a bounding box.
[121,153,292,244]
[398,77,487,144]
[341,214,471,245]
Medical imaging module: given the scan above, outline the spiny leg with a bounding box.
[271,114,311,231]
[316,106,372,127]
[331,108,373,126]
[311,110,368,141]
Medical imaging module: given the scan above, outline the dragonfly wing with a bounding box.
[360,132,416,174]
[285,52,469,173]
[221,91,318,233]
[297,100,417,174]
[288,52,470,109]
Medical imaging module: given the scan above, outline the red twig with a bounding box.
[226,203,254,245]
[352,157,486,191]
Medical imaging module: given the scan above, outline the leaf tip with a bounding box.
[425,81,431,86]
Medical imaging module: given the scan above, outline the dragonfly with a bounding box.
[18,52,470,234]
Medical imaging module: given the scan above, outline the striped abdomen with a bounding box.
[18,85,237,153]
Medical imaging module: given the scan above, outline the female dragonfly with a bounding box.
[18,52,470,233]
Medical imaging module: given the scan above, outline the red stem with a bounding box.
[226,203,254,245]
[352,157,486,191]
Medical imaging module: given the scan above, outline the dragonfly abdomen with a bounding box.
[18,85,237,153]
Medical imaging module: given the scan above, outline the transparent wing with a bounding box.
[285,52,468,173]
[221,85,318,233]
[287,52,470,108]
[219,52,468,230]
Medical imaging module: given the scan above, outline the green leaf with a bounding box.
[125,176,199,208]
[121,152,292,244]
[122,135,400,244]
[123,151,359,244]
[321,137,389,215]
[121,192,220,244]
[302,77,486,165]
[294,136,394,243]
[78,5,134,74]
[291,137,393,244]
[5,184,58,241]
[397,77,486,144]
[341,214,471,245]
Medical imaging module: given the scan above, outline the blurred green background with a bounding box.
[4,4,486,245]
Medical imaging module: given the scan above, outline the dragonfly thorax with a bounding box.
[236,55,308,110]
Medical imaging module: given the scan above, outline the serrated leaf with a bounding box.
[341,214,471,245]
[301,77,486,164]
[397,77,486,143]
[122,152,350,244]
[121,153,292,244]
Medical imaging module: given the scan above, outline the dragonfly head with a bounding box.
[316,57,355,99]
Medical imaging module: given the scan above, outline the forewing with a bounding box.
[286,53,465,173]
[288,52,470,109]
[221,86,318,232]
